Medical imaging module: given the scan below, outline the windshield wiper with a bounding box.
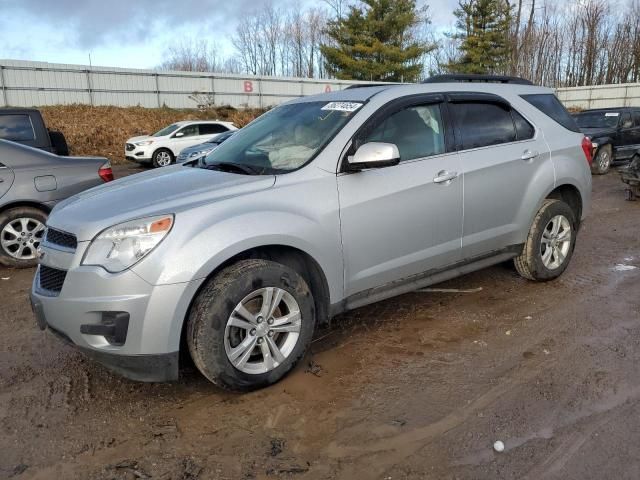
[204,162,259,175]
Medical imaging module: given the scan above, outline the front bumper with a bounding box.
[125,145,153,163]
[31,243,204,382]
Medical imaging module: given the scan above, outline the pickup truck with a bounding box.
[0,108,69,156]
[574,107,640,174]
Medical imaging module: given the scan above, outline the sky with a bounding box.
[0,0,458,69]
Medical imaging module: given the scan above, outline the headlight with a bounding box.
[189,148,214,158]
[82,215,174,273]
[135,140,154,146]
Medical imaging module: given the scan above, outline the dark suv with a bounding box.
[574,107,640,174]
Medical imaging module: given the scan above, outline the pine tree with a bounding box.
[320,0,434,82]
[448,0,512,74]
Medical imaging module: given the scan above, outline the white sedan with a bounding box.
[125,120,237,167]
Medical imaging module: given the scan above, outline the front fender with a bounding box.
[131,210,343,304]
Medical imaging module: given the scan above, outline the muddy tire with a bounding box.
[187,259,315,391]
[514,199,577,282]
[591,144,612,175]
[152,148,174,168]
[0,207,47,268]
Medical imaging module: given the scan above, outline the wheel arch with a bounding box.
[546,183,583,227]
[0,200,51,216]
[179,244,332,361]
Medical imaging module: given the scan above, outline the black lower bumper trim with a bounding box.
[76,347,180,382]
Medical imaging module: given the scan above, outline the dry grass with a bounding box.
[40,104,265,163]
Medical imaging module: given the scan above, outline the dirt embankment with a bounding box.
[39,105,264,163]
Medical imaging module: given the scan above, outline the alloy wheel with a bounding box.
[540,214,572,270]
[156,151,172,166]
[0,217,45,260]
[224,287,302,374]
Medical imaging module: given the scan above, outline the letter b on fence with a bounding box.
[244,81,253,93]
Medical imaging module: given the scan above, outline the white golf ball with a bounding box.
[493,440,505,452]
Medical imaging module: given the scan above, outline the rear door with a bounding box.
[337,95,463,297]
[199,123,229,141]
[449,94,553,259]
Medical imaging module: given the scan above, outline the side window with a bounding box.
[200,124,228,135]
[451,102,516,150]
[0,115,36,141]
[634,111,640,127]
[176,125,199,137]
[512,109,535,140]
[520,94,581,133]
[621,112,633,129]
[364,103,445,162]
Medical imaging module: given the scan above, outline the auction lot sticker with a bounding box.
[321,102,363,112]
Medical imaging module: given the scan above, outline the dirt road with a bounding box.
[1,170,639,479]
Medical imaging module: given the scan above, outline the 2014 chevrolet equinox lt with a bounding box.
[31,76,592,391]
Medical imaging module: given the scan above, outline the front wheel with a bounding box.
[591,144,612,175]
[152,148,174,168]
[0,207,47,268]
[514,199,577,281]
[187,259,316,391]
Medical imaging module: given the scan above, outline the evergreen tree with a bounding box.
[448,0,512,74]
[320,0,434,82]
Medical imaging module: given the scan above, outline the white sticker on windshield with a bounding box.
[605,112,620,117]
[321,102,363,112]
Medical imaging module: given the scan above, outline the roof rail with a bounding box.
[344,83,394,90]
[423,74,533,85]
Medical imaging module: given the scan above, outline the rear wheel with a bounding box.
[0,207,47,268]
[187,259,315,391]
[514,199,577,281]
[591,144,612,175]
[152,148,174,168]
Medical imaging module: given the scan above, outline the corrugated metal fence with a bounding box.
[556,83,640,109]
[2,59,640,110]
[0,60,376,109]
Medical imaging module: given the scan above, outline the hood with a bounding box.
[48,166,276,241]
[579,127,616,139]
[127,135,153,143]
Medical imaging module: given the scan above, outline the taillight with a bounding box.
[581,136,593,166]
[99,161,114,182]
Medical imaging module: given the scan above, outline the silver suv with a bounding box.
[30,76,592,391]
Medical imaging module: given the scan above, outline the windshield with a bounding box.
[202,101,363,174]
[575,112,620,129]
[153,123,181,137]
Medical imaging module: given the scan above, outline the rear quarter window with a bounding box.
[0,115,36,141]
[520,94,581,133]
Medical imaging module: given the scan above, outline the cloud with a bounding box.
[3,0,287,48]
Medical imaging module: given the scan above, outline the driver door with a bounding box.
[337,95,463,298]
[171,124,200,153]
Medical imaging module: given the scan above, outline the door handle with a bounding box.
[521,150,539,161]
[433,170,458,184]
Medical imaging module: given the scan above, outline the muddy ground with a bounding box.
[1,167,639,480]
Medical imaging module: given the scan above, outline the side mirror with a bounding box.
[174,132,185,138]
[347,142,400,171]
